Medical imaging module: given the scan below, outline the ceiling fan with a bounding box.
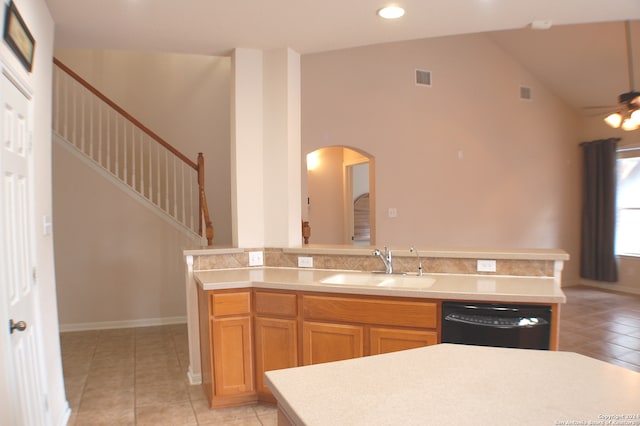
[602,20,640,131]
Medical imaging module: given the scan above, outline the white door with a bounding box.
[0,73,50,425]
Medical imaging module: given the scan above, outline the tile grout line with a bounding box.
[133,328,138,426]
[171,328,200,425]
[73,331,99,420]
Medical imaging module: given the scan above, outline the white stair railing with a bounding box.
[52,59,214,243]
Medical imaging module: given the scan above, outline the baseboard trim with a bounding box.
[55,402,71,426]
[571,280,640,296]
[188,366,202,385]
[59,316,187,332]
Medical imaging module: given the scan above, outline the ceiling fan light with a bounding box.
[621,111,640,131]
[629,109,640,124]
[621,119,640,131]
[604,112,622,128]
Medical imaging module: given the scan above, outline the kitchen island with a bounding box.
[184,246,569,409]
[265,343,640,425]
[192,264,565,409]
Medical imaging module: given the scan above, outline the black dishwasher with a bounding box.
[441,302,551,350]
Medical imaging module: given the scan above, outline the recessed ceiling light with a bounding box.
[377,6,405,19]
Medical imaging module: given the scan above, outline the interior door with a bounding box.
[0,73,50,425]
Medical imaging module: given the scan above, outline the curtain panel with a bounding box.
[580,138,619,282]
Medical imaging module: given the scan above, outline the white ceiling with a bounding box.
[44,0,640,113]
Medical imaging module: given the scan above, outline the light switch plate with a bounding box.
[298,256,313,268]
[248,251,264,266]
[477,259,497,272]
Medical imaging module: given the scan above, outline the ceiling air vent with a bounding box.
[520,86,532,100]
[416,69,432,86]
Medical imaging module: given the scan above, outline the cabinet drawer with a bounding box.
[211,292,251,317]
[303,295,437,328]
[255,291,297,317]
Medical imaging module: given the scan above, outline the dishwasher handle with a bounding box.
[444,312,549,329]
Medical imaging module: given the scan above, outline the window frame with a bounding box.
[615,146,640,258]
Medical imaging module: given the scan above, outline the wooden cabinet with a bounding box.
[199,287,440,408]
[303,321,364,365]
[254,291,298,399]
[199,289,256,408]
[302,294,438,364]
[212,316,253,397]
[370,327,438,355]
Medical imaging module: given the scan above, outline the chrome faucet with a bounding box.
[410,247,423,276]
[373,246,393,274]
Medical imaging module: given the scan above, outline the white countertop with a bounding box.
[194,268,566,303]
[185,245,570,261]
[265,344,640,426]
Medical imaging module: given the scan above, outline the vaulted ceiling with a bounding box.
[44,0,640,115]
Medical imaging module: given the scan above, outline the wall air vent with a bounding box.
[416,69,432,86]
[520,86,532,100]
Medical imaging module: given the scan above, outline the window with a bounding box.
[616,150,640,256]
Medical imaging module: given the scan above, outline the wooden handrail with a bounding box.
[55,57,214,244]
[53,58,197,170]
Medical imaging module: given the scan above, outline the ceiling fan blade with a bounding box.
[581,105,618,110]
[584,111,616,118]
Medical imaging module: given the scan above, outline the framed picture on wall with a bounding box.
[3,1,35,72]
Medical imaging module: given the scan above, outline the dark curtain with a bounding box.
[580,138,619,282]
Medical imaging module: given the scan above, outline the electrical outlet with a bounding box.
[388,207,398,218]
[298,256,313,268]
[248,251,264,267]
[477,259,497,272]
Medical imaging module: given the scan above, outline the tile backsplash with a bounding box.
[191,247,557,278]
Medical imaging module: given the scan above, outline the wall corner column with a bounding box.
[231,47,302,248]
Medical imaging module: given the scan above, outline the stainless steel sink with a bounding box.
[320,273,435,288]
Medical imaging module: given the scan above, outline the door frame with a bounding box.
[343,157,375,246]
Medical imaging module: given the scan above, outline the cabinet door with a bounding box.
[303,322,364,365]
[254,317,298,396]
[370,327,438,355]
[213,316,254,396]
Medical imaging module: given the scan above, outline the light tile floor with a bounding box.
[61,324,276,425]
[60,285,640,425]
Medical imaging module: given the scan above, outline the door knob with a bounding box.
[9,319,27,334]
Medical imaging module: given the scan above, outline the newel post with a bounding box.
[197,153,214,245]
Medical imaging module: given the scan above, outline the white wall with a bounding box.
[231,48,302,247]
[231,49,265,247]
[0,0,67,424]
[53,49,232,245]
[302,33,583,283]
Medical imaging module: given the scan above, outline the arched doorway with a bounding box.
[303,146,375,245]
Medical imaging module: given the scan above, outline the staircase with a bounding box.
[52,59,214,244]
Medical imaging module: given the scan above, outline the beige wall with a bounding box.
[616,257,640,294]
[53,139,200,327]
[54,49,233,245]
[306,146,347,244]
[302,33,584,283]
[51,49,233,327]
